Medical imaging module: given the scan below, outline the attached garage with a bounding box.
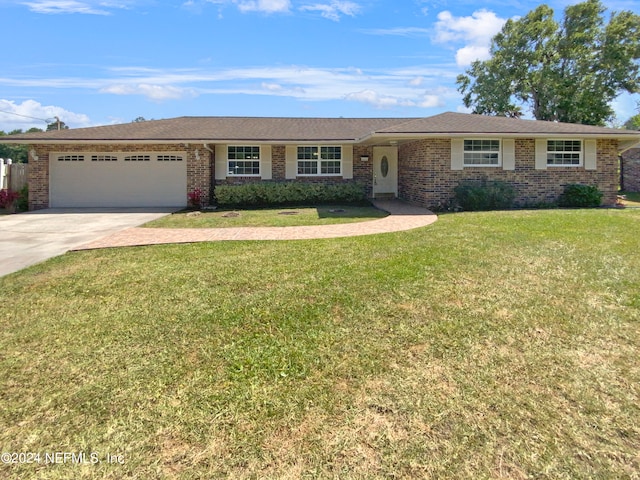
[49,151,187,208]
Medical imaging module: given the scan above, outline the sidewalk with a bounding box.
[73,200,437,250]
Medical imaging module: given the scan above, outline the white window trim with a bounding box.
[463,139,502,167]
[296,145,343,177]
[227,145,261,177]
[546,139,583,167]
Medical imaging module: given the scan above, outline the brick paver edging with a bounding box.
[73,200,437,250]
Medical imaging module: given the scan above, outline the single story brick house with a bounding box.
[2,112,639,210]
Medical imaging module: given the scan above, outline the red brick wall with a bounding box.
[353,145,374,197]
[27,143,212,210]
[398,138,619,209]
[28,147,49,210]
[186,145,212,205]
[621,148,640,192]
[272,145,286,181]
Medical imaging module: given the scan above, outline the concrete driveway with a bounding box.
[0,208,176,277]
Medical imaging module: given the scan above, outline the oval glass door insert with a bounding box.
[381,156,389,177]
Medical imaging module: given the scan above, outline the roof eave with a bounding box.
[360,131,640,144]
[620,139,640,153]
[0,138,361,145]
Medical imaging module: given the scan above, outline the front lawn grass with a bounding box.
[1,209,639,479]
[144,204,388,228]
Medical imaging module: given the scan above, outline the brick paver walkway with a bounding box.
[73,200,437,250]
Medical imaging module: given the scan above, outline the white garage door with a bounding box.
[50,152,187,208]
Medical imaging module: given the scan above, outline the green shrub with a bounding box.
[453,179,516,211]
[558,184,603,208]
[16,185,28,211]
[214,182,366,206]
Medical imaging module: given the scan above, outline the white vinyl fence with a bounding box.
[0,159,28,191]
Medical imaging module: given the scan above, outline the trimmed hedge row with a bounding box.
[453,179,604,211]
[214,182,366,206]
[453,179,516,211]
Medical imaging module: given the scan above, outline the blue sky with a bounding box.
[1,0,638,131]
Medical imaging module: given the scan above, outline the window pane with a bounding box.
[547,153,580,165]
[464,152,499,165]
[546,140,581,165]
[228,146,260,160]
[297,161,318,175]
[229,161,260,175]
[547,140,581,152]
[321,146,341,160]
[321,161,341,174]
[297,146,318,160]
[464,140,499,152]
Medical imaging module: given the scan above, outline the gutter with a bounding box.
[0,138,362,145]
[357,131,640,147]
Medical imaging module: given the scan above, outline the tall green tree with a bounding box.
[457,0,640,125]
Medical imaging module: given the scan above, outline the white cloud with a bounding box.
[261,82,283,91]
[345,90,403,108]
[418,94,442,108]
[22,0,111,14]
[434,10,504,45]
[100,84,198,100]
[434,9,508,67]
[344,89,444,109]
[0,64,456,113]
[21,0,135,14]
[200,0,360,19]
[455,45,490,67]
[0,99,91,131]
[234,0,290,13]
[360,27,430,37]
[299,1,360,21]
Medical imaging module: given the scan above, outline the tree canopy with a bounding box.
[624,103,640,130]
[46,119,69,131]
[625,114,640,131]
[456,0,640,125]
[0,128,43,163]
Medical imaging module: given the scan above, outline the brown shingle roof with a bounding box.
[1,117,413,143]
[374,112,640,136]
[2,112,638,144]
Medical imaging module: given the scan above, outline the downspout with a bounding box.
[203,144,215,206]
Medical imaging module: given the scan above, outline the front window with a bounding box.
[297,146,342,176]
[463,139,500,166]
[547,140,582,166]
[228,146,260,176]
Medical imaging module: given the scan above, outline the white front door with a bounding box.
[372,146,398,197]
